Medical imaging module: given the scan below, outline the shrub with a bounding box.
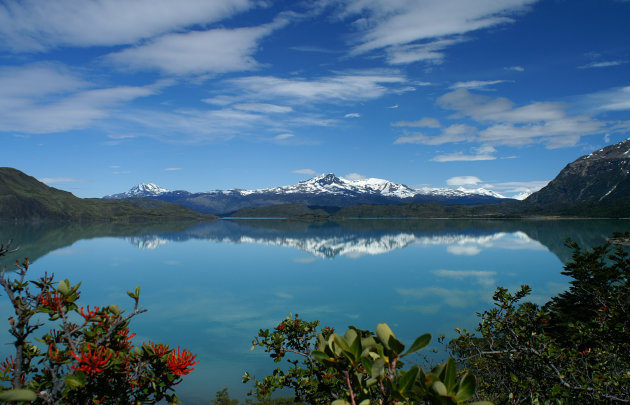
[450,237,630,404]
[0,241,198,404]
[245,314,490,405]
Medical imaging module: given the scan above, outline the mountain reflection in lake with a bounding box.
[0,219,627,403]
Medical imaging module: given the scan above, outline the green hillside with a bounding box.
[0,168,215,221]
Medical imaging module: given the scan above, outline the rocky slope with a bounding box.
[526,139,630,205]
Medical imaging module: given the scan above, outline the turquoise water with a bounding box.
[0,219,627,403]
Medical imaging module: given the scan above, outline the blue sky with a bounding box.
[1,0,629,198]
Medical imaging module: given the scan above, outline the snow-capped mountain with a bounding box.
[237,173,418,199]
[104,173,511,214]
[415,185,506,199]
[105,183,169,199]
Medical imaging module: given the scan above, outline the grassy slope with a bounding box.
[0,168,216,221]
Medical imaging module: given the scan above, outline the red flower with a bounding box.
[0,356,15,376]
[80,306,100,322]
[38,291,65,312]
[166,347,199,376]
[146,341,171,357]
[71,344,113,375]
[116,327,136,349]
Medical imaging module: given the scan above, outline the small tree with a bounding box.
[450,236,630,404]
[0,241,198,404]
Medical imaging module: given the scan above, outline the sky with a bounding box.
[1,0,629,199]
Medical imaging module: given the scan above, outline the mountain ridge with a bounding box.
[104,173,510,215]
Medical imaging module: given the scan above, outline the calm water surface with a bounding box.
[1,219,627,403]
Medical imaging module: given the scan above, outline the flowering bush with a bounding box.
[0,241,198,404]
[245,314,490,405]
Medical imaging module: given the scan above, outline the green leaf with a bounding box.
[403,333,431,356]
[371,357,386,379]
[376,323,395,349]
[0,389,38,402]
[432,381,447,396]
[397,365,420,393]
[108,304,121,316]
[361,336,377,352]
[455,373,476,401]
[360,356,374,374]
[388,335,405,354]
[57,279,70,295]
[333,334,350,352]
[344,328,358,343]
[312,350,331,363]
[443,357,457,392]
[331,400,351,405]
[65,375,84,389]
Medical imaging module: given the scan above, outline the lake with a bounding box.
[0,218,627,403]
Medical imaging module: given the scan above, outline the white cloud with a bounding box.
[505,66,525,72]
[433,269,496,279]
[293,169,316,175]
[341,0,538,64]
[485,180,549,197]
[106,19,287,75]
[394,124,475,145]
[40,177,87,184]
[234,103,293,113]
[447,245,482,256]
[344,113,361,118]
[387,104,399,109]
[450,80,508,90]
[588,86,630,112]
[164,167,181,171]
[385,37,467,65]
[446,176,481,186]
[274,133,295,140]
[0,64,159,134]
[344,173,366,181]
[431,152,496,162]
[227,70,406,104]
[392,117,440,128]
[437,88,604,148]
[578,60,627,69]
[0,0,259,51]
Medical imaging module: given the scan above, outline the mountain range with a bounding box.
[104,172,511,215]
[2,139,630,220]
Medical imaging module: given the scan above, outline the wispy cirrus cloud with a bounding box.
[226,70,406,104]
[40,177,87,184]
[338,0,538,65]
[0,64,161,134]
[293,168,316,175]
[450,80,509,90]
[106,18,289,76]
[0,0,261,51]
[431,152,496,162]
[437,88,604,148]
[578,60,627,69]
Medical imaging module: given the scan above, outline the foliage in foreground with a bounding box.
[450,235,630,404]
[0,241,198,404]
[245,314,491,405]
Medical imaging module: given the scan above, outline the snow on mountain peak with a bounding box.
[129,183,168,196]
[104,182,169,199]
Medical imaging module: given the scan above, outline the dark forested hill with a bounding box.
[0,168,215,221]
